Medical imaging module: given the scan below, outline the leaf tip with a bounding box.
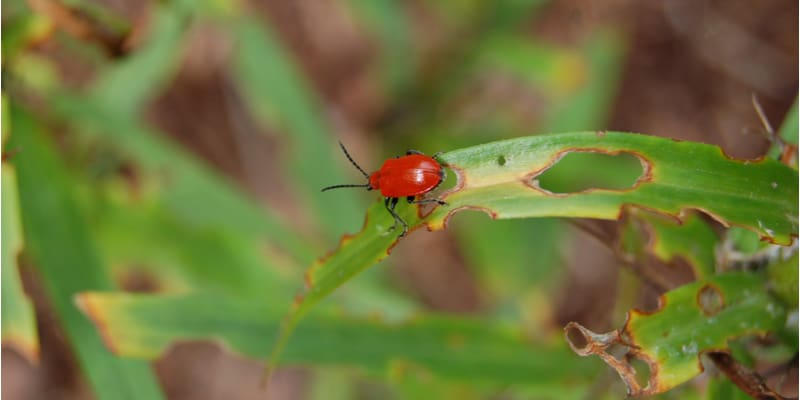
[74,293,122,355]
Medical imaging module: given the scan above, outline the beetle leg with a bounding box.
[410,198,447,206]
[384,197,407,236]
[405,149,424,156]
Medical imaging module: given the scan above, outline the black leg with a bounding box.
[409,197,447,206]
[384,197,407,236]
[405,149,424,156]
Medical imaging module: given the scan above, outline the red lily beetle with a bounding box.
[322,141,447,236]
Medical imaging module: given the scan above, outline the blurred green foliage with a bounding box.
[2,1,796,399]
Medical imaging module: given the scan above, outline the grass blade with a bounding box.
[10,106,164,399]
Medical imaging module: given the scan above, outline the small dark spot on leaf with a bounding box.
[497,155,507,166]
[697,284,725,316]
[116,267,160,293]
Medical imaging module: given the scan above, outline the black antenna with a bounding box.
[321,141,372,192]
[337,141,369,179]
[321,183,370,192]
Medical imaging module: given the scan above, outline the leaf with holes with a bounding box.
[564,272,787,396]
[427,132,797,242]
[268,131,798,375]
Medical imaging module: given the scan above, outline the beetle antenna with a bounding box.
[321,183,370,192]
[337,141,370,179]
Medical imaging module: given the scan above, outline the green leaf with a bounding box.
[52,94,312,265]
[428,132,797,245]
[566,272,787,396]
[76,291,598,387]
[1,164,38,360]
[89,4,186,116]
[707,376,752,400]
[767,250,799,309]
[475,36,587,97]
[442,29,622,138]
[347,0,413,93]
[777,97,798,145]
[472,29,623,121]
[231,18,363,236]
[307,368,354,400]
[1,3,52,62]
[9,107,164,399]
[88,192,293,300]
[271,131,796,377]
[429,0,546,31]
[454,216,564,313]
[767,96,797,162]
[542,31,624,131]
[623,210,718,279]
[266,199,412,372]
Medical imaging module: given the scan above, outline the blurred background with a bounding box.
[2,0,797,399]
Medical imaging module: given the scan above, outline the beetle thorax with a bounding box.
[368,171,381,191]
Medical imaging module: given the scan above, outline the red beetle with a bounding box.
[322,141,447,236]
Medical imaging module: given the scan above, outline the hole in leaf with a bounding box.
[565,325,589,350]
[439,165,458,192]
[629,356,652,390]
[697,284,725,316]
[421,165,457,204]
[535,151,645,194]
[418,165,458,215]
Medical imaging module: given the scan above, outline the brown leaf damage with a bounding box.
[564,272,789,397]
[564,322,661,397]
[696,284,725,316]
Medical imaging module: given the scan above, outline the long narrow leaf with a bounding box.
[231,18,362,236]
[10,107,164,399]
[428,132,797,243]
[77,291,598,388]
[1,164,38,360]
